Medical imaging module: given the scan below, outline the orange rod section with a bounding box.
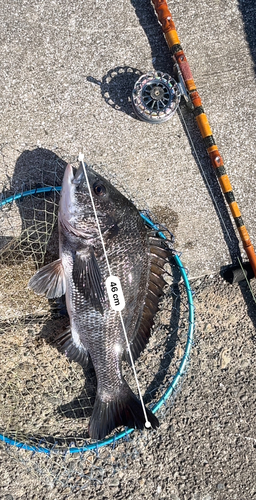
[207,145,219,153]
[229,202,241,219]
[238,226,250,241]
[195,114,213,139]
[218,175,232,193]
[165,30,180,47]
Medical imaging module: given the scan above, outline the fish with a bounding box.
[28,162,172,440]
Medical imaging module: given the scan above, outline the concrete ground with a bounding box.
[0,0,255,499]
[0,0,255,277]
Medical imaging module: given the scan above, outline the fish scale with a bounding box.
[29,162,170,439]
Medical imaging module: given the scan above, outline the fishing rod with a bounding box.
[132,0,256,284]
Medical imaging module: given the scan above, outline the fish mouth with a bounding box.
[71,165,77,178]
[73,162,100,187]
[63,163,75,182]
[73,164,85,185]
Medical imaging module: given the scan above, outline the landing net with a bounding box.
[0,145,194,490]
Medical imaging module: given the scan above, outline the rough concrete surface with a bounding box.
[0,0,256,499]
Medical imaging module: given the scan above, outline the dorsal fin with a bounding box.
[125,235,171,363]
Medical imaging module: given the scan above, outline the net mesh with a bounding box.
[0,144,193,491]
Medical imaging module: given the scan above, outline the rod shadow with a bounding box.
[86,1,243,270]
[238,0,256,74]
[129,0,256,333]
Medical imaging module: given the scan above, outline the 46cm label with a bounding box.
[106,276,125,312]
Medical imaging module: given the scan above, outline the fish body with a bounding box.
[29,163,171,439]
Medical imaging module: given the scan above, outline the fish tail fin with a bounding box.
[89,381,159,440]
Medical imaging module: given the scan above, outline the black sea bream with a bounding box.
[29,163,172,439]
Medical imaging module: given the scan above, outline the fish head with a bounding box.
[59,163,89,238]
[59,163,77,225]
[59,163,130,239]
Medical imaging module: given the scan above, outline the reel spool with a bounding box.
[132,71,181,123]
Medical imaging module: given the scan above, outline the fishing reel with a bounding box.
[132,66,193,124]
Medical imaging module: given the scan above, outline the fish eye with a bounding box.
[93,182,106,196]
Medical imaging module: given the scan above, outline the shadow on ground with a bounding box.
[238,0,256,74]
[87,66,143,119]
[130,0,256,333]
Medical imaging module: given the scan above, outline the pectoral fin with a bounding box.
[28,259,66,298]
[73,247,105,314]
